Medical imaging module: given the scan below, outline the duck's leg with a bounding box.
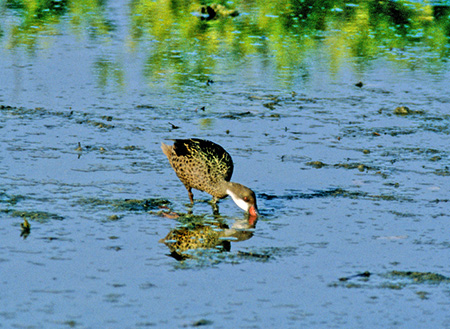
[186,187,194,204]
[211,197,220,215]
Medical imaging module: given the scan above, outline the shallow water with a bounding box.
[1,1,450,328]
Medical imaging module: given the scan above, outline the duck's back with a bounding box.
[162,139,234,197]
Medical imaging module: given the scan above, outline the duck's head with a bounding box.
[226,183,259,217]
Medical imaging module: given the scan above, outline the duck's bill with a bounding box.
[249,205,259,217]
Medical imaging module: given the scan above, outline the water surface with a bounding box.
[1,1,450,328]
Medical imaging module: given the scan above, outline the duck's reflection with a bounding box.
[160,216,257,261]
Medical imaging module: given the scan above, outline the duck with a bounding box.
[161,138,258,217]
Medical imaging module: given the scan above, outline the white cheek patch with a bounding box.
[226,189,249,211]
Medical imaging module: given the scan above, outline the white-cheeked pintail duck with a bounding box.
[161,138,258,217]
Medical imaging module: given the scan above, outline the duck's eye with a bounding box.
[243,196,249,202]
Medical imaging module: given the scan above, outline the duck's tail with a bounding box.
[161,142,173,160]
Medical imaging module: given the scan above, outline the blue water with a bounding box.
[1,2,450,328]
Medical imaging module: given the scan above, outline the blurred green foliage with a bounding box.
[2,0,449,84]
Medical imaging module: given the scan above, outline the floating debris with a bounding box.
[306,161,327,168]
[135,104,156,109]
[393,106,425,116]
[75,142,83,152]
[102,115,113,122]
[168,122,180,129]
[394,106,411,115]
[221,111,254,119]
[339,271,371,282]
[429,155,441,162]
[189,319,213,327]
[20,219,30,239]
[263,102,278,110]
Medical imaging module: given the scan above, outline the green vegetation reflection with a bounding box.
[129,0,450,83]
[3,0,113,51]
[2,0,450,84]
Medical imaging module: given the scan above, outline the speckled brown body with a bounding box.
[161,139,233,199]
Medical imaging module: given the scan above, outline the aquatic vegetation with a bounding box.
[386,270,450,284]
[1,209,63,222]
[393,106,425,116]
[306,161,378,171]
[259,188,413,203]
[75,197,171,212]
[332,270,450,291]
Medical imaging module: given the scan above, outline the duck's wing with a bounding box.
[173,138,234,182]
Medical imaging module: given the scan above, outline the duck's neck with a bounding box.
[216,180,235,198]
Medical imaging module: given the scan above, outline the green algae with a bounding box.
[387,271,450,284]
[332,270,450,291]
[1,209,63,222]
[259,188,412,202]
[116,199,170,211]
[306,161,327,168]
[306,161,377,171]
[75,197,171,212]
[433,169,450,176]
